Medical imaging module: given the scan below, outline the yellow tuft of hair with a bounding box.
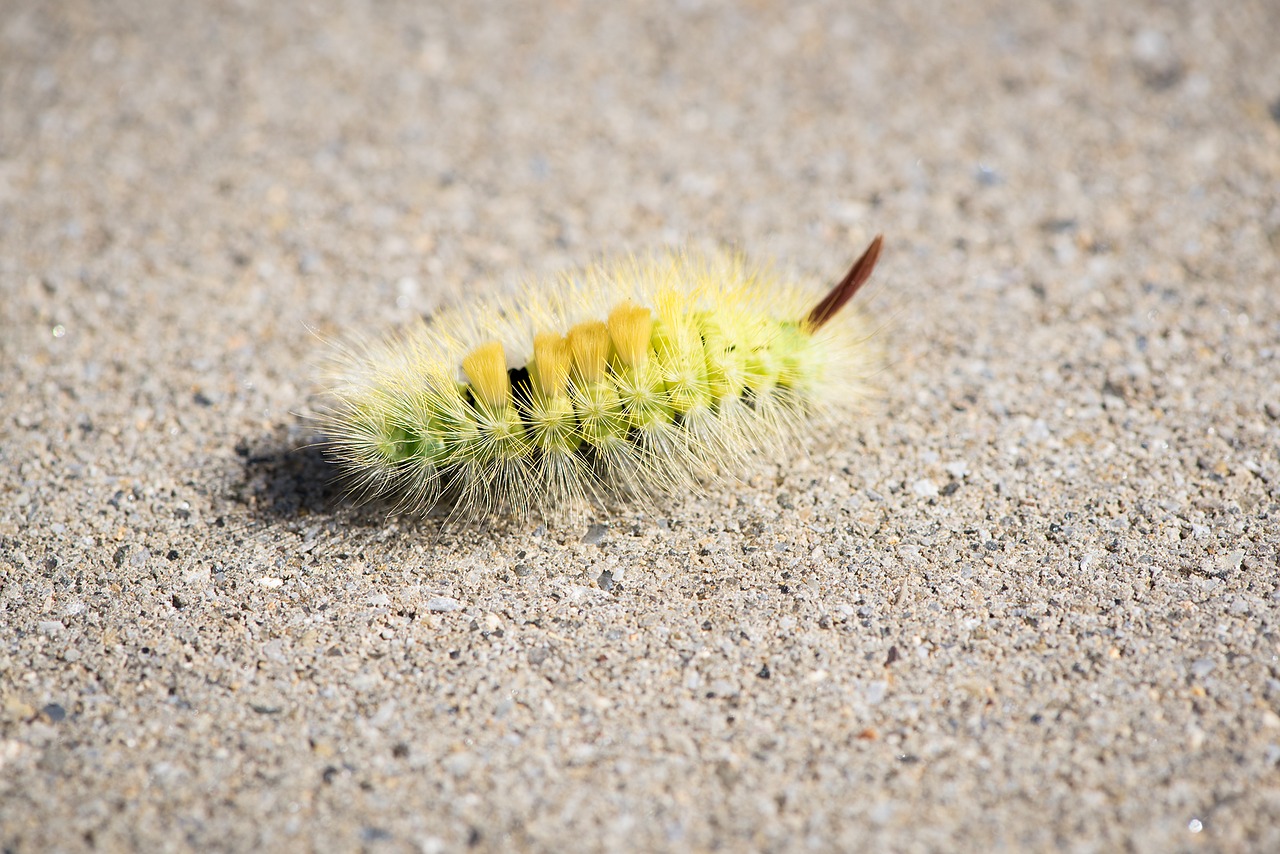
[606,301,653,369]
[531,332,571,400]
[461,341,509,411]
[567,321,611,384]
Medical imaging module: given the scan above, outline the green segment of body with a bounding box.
[366,308,819,469]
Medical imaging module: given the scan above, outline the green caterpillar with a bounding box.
[319,237,883,520]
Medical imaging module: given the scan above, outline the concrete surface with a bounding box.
[3,0,1279,851]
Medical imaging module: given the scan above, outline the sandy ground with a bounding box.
[3,0,1280,851]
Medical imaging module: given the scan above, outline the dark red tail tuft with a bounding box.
[804,235,883,330]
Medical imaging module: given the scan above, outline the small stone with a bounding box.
[442,752,474,776]
[40,703,66,723]
[1189,658,1215,679]
[4,697,36,722]
[866,680,888,704]
[1132,28,1183,89]
[261,639,287,662]
[426,596,464,612]
[581,523,609,545]
[912,479,938,498]
[1218,550,1245,574]
[298,252,324,275]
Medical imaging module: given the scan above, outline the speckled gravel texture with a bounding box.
[3,1,1280,851]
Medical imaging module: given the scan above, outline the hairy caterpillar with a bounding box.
[319,236,883,521]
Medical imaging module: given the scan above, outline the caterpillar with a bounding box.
[318,236,883,522]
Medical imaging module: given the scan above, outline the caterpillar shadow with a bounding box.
[232,426,389,528]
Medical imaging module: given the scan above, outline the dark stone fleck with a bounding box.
[41,703,67,723]
[757,664,771,679]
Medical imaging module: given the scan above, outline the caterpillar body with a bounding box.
[320,236,883,522]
